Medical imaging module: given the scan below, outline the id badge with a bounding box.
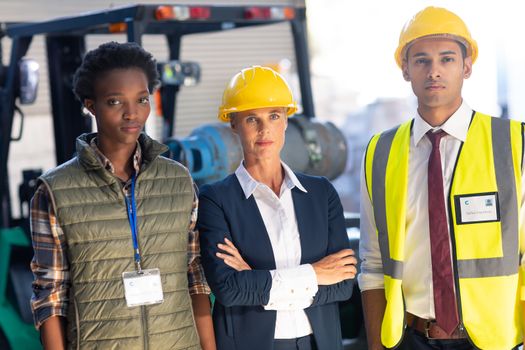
[122,268,164,307]
[455,192,500,224]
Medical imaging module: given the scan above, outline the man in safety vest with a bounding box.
[359,6,524,350]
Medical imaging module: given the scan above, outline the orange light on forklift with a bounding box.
[282,7,295,20]
[155,5,211,21]
[269,7,295,20]
[155,6,175,20]
[108,22,127,33]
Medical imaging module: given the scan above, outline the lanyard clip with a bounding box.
[134,248,143,274]
[135,260,143,274]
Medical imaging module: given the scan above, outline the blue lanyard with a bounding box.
[125,174,142,272]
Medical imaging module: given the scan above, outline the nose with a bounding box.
[427,62,441,80]
[257,119,270,134]
[122,102,137,119]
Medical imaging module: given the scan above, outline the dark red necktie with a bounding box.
[427,130,459,335]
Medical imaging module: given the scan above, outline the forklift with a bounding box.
[0,4,363,349]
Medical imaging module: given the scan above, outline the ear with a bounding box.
[463,56,473,79]
[402,60,410,82]
[230,119,238,134]
[84,99,96,116]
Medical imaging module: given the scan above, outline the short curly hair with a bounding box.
[73,41,160,102]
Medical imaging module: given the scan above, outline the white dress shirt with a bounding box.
[358,101,525,319]
[235,162,319,339]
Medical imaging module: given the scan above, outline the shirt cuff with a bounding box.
[32,305,68,330]
[264,264,318,310]
[189,283,211,296]
[357,272,385,291]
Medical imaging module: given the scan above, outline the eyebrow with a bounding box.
[243,108,285,118]
[103,90,149,97]
[438,50,458,56]
[412,50,458,58]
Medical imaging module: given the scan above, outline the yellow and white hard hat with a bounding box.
[394,6,478,68]
[218,66,298,122]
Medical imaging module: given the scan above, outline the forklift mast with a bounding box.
[0,4,315,229]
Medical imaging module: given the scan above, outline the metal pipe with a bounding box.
[291,15,315,118]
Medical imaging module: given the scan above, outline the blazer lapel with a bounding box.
[292,187,315,264]
[232,176,277,270]
[245,196,277,270]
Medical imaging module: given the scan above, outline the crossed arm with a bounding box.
[198,180,357,309]
[218,238,357,285]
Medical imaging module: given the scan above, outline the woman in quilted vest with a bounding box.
[29,41,215,350]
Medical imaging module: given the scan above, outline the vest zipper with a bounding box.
[74,297,80,350]
[141,305,148,350]
[119,179,149,350]
[446,135,480,349]
[392,291,407,349]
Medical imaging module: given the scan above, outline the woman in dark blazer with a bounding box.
[197,66,356,350]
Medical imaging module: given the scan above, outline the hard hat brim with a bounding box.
[219,103,298,122]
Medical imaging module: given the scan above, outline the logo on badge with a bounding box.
[464,200,470,205]
[485,198,493,207]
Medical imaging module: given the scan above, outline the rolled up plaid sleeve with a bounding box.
[187,184,211,295]
[30,184,70,329]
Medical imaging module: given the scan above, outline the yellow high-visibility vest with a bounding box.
[364,112,524,349]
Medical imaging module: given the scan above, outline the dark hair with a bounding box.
[72,41,160,102]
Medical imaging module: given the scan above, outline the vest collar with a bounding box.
[76,132,169,173]
[412,101,472,147]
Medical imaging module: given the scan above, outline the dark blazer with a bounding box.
[197,172,354,350]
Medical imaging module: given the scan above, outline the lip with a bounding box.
[256,140,273,146]
[425,83,445,90]
[120,124,142,133]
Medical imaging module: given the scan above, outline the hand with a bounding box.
[311,249,357,285]
[217,238,252,271]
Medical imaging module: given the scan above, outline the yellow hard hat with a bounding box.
[218,66,298,122]
[394,6,478,68]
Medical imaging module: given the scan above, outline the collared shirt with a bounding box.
[30,139,210,328]
[358,101,525,319]
[235,162,318,339]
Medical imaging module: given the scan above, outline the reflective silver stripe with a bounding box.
[371,127,404,280]
[457,117,520,278]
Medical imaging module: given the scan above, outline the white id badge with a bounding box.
[122,268,164,307]
[455,192,500,224]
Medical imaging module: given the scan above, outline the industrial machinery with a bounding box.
[168,117,347,185]
[0,4,360,349]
